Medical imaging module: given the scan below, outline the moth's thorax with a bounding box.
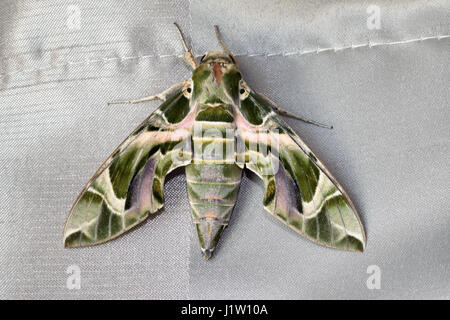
[192,52,242,106]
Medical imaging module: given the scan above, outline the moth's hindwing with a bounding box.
[236,91,366,252]
[63,89,193,247]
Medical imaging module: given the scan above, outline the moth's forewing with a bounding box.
[235,91,366,252]
[63,90,194,247]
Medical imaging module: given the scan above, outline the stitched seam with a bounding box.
[0,34,448,80]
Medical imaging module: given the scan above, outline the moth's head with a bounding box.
[197,51,239,85]
[191,51,243,104]
[199,51,237,66]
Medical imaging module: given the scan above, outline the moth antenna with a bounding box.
[173,22,197,69]
[214,25,238,66]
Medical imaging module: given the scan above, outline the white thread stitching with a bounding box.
[0,34,448,80]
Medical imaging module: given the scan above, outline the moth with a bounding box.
[63,24,366,259]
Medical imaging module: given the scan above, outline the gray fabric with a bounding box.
[0,0,449,299]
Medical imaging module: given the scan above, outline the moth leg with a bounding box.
[173,22,197,69]
[256,91,333,129]
[107,81,187,105]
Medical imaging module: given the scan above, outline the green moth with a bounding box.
[63,24,366,259]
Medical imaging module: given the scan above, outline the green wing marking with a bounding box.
[63,90,193,247]
[236,92,366,252]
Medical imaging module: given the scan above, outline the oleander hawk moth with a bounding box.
[63,24,366,259]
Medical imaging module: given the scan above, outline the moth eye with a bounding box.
[183,82,193,98]
[239,80,250,100]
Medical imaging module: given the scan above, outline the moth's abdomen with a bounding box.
[186,119,242,259]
